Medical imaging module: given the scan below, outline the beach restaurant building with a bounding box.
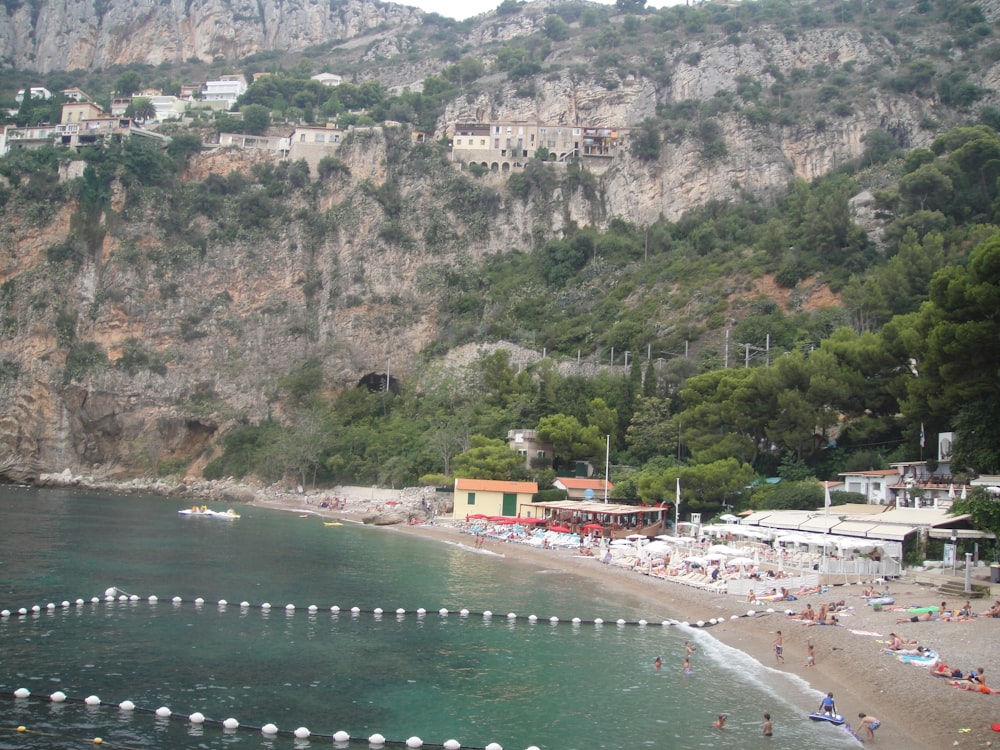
[452,478,538,519]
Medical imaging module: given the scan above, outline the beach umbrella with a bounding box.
[583,523,603,532]
[719,513,740,523]
[948,484,955,499]
[643,541,671,555]
[707,544,732,554]
[728,556,755,567]
[549,525,571,533]
[518,517,546,525]
[682,555,707,566]
[961,485,967,500]
[704,551,726,561]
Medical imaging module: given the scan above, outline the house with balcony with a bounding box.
[61,100,104,124]
[202,75,248,110]
[451,120,627,173]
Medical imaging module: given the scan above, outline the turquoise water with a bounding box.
[0,487,859,749]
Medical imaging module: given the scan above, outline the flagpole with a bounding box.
[604,434,610,503]
[675,477,681,534]
[823,482,832,578]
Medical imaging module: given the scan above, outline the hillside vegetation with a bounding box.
[0,0,998,514]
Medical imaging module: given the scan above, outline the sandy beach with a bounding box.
[250,492,1000,750]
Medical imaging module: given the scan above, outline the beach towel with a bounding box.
[849,629,883,636]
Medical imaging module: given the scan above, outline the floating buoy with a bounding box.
[104,588,117,598]
[460,609,469,617]
[746,610,756,617]
[76,599,84,605]
[416,608,426,615]
[16,726,26,733]
[32,605,41,612]
[223,718,239,730]
[730,615,740,620]
[766,607,775,614]
[14,688,30,699]
[61,601,70,608]
[485,743,503,750]
[1,610,10,617]
[638,619,647,626]
[483,610,492,618]
[93,737,103,744]
[616,619,626,626]
[90,598,99,604]
[194,598,204,605]
[406,736,423,747]
[155,707,171,718]
[507,612,516,620]
[286,604,295,611]
[351,606,361,614]
[294,726,310,739]
[218,600,228,607]
[528,615,538,622]
[84,695,101,706]
[396,608,405,615]
[129,595,139,601]
[119,700,135,711]
[148,596,158,603]
[594,618,603,625]
[261,602,271,610]
[309,605,318,613]
[171,596,181,604]
[696,620,705,628]
[680,621,689,627]
[439,608,448,616]
[549,616,559,623]
[261,723,278,735]
[50,691,66,703]
[189,712,205,724]
[18,608,27,615]
[374,607,383,615]
[662,621,671,627]
[572,617,581,624]
[240,602,250,608]
[443,740,461,750]
[117,595,127,602]
[46,603,55,610]
[333,730,350,742]
[369,733,386,746]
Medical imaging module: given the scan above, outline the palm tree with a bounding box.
[127,97,157,123]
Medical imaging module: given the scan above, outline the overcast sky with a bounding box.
[400,0,694,21]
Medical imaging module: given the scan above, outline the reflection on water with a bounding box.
[0,487,856,750]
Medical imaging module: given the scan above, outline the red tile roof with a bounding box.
[454,478,538,493]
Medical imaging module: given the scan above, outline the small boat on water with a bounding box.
[178,505,240,519]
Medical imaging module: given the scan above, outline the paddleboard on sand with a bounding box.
[809,712,845,725]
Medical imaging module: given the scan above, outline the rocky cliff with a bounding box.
[0,0,421,73]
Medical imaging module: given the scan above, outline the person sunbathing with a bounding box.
[896,611,937,623]
[929,660,964,679]
[955,667,998,694]
[980,601,1000,618]
[861,585,876,598]
[794,584,822,596]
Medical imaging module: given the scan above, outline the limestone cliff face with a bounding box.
[0,0,421,72]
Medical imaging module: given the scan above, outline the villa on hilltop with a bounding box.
[451,121,627,173]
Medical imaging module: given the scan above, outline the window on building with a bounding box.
[479,139,485,146]
[456,138,462,145]
[315,134,325,142]
[466,492,476,506]
[536,450,546,459]
[299,134,306,142]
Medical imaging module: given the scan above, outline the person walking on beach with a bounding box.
[857,713,880,740]
[819,692,837,717]
[805,639,815,667]
[773,630,784,664]
[762,713,773,737]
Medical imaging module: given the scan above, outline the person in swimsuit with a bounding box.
[773,630,784,664]
[857,713,881,740]
[805,640,815,667]
[762,712,773,737]
[712,714,726,729]
[681,656,692,674]
[654,656,662,669]
[819,692,837,717]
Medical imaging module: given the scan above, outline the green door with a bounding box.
[502,492,517,516]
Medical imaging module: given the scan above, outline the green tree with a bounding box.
[241,103,271,135]
[536,414,604,467]
[543,15,570,41]
[114,70,142,96]
[950,488,1000,561]
[126,97,157,123]
[452,435,524,480]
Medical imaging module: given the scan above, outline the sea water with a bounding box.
[0,487,859,749]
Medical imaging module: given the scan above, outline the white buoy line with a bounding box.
[1,587,772,748]
[6,686,503,749]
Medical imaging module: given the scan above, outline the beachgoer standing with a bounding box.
[773,631,784,664]
[762,713,773,737]
[805,639,815,667]
[681,656,692,674]
[685,641,696,657]
[857,713,880,740]
[819,692,837,717]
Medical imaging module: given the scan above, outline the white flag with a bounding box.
[824,483,832,510]
[920,423,925,448]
